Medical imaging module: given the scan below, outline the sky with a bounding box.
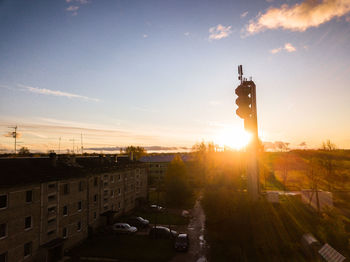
[0,0,350,153]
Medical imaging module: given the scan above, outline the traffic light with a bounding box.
[235,80,256,130]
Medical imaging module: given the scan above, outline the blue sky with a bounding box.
[1,0,350,152]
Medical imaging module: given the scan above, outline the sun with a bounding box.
[214,126,252,150]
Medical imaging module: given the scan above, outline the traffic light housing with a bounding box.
[235,80,256,130]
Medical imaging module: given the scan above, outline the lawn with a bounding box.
[68,234,175,262]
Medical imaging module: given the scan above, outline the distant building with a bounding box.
[139,154,192,185]
[0,154,148,262]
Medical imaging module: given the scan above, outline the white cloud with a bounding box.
[184,32,190,36]
[143,34,148,38]
[19,84,100,102]
[270,43,297,54]
[241,11,249,18]
[245,0,350,35]
[76,0,89,4]
[284,43,296,52]
[66,5,79,12]
[209,24,232,40]
[270,47,282,54]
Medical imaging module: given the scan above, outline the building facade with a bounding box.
[0,155,148,262]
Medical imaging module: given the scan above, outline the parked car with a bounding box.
[127,216,150,229]
[112,223,137,234]
[174,233,189,251]
[150,204,164,212]
[149,226,177,239]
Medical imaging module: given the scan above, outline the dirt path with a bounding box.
[169,197,208,262]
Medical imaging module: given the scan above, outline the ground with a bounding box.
[66,195,208,262]
[169,197,208,262]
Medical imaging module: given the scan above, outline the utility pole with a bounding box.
[80,133,84,155]
[8,126,18,154]
[235,65,260,200]
[69,138,75,154]
[58,137,61,154]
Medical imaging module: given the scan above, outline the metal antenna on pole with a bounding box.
[238,65,243,84]
[81,133,84,155]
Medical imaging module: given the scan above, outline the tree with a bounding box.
[304,158,323,213]
[320,140,337,191]
[164,155,192,207]
[321,139,336,151]
[18,147,30,156]
[120,146,146,160]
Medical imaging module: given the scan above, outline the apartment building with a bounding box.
[0,183,40,262]
[0,155,148,262]
[139,154,192,185]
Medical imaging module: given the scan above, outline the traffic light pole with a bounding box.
[247,82,260,201]
[236,65,260,201]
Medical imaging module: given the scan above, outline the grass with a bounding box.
[68,234,175,262]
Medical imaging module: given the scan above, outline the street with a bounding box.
[169,197,208,262]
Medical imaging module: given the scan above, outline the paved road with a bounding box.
[169,197,208,262]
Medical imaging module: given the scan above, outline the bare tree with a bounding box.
[320,140,337,191]
[305,158,323,213]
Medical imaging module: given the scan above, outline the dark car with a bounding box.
[149,226,177,239]
[127,216,150,229]
[174,233,189,251]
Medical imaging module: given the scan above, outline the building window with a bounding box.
[110,176,114,182]
[48,218,55,225]
[0,195,7,209]
[78,201,82,211]
[118,188,121,195]
[118,174,121,180]
[79,181,83,192]
[0,223,7,239]
[48,206,56,215]
[0,252,7,262]
[24,216,32,230]
[77,221,81,231]
[63,227,68,238]
[48,183,56,189]
[48,194,55,202]
[93,212,97,219]
[110,190,114,197]
[25,190,33,203]
[63,184,69,195]
[94,194,98,202]
[24,242,32,257]
[63,205,68,216]
[104,190,108,196]
[47,230,55,236]
[94,177,98,186]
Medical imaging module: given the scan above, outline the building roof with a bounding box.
[139,154,192,163]
[0,155,145,188]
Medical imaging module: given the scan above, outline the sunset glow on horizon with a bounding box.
[1,0,350,152]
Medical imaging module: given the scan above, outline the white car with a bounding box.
[150,204,164,212]
[112,223,137,234]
